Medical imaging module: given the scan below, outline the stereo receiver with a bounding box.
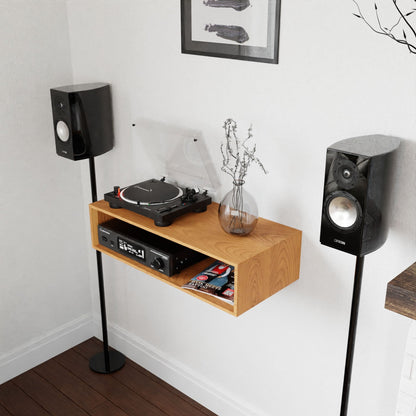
[98,219,206,276]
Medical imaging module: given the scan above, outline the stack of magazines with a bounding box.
[182,260,234,304]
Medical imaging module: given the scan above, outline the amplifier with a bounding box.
[98,219,206,276]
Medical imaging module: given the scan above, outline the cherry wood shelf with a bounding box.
[89,200,302,316]
[385,262,416,320]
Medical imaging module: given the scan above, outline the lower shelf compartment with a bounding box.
[94,243,235,314]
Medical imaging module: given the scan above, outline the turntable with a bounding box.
[104,178,211,226]
[104,120,219,226]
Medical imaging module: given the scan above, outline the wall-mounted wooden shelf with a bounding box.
[385,262,416,320]
[89,200,302,316]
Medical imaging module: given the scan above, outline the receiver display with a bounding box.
[118,237,145,261]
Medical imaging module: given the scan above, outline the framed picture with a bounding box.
[181,0,281,64]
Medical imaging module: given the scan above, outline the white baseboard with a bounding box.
[0,313,93,384]
[1,313,263,415]
[93,320,264,416]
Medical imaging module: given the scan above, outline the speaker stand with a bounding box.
[88,157,125,374]
[340,255,365,416]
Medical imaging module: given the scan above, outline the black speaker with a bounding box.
[50,83,114,161]
[320,135,400,256]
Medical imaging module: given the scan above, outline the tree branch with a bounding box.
[391,0,416,40]
[352,0,416,54]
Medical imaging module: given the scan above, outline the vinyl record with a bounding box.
[120,179,183,206]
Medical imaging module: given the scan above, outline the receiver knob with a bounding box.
[151,258,164,270]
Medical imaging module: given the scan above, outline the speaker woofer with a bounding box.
[325,191,362,231]
[56,120,70,142]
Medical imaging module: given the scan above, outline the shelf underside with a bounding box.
[385,262,416,320]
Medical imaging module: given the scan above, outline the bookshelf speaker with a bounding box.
[50,83,114,161]
[320,135,400,256]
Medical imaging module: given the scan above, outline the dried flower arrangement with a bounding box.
[220,118,267,184]
[218,118,267,235]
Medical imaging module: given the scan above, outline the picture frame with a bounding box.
[181,0,281,64]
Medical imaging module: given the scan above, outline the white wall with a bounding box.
[54,0,416,415]
[396,322,416,415]
[0,0,92,382]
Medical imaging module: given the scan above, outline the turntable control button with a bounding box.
[151,258,164,270]
[158,204,178,213]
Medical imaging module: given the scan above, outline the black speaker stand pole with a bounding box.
[88,157,125,374]
[340,255,365,416]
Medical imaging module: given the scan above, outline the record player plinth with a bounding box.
[104,178,212,227]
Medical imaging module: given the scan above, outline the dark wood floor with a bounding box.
[0,338,217,416]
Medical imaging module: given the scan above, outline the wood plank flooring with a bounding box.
[0,338,217,416]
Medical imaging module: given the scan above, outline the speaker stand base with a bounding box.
[89,350,125,374]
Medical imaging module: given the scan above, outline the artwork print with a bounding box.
[181,0,281,63]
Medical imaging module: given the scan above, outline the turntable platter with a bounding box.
[120,179,183,205]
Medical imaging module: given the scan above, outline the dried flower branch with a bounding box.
[352,0,416,54]
[220,118,267,184]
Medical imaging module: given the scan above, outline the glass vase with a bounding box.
[218,180,258,236]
